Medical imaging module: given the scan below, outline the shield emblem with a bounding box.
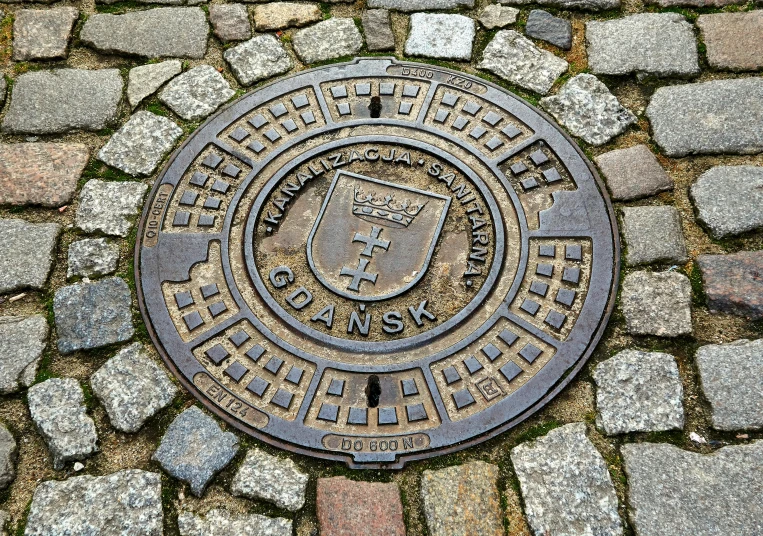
[307,170,451,301]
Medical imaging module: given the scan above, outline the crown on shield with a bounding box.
[352,187,425,227]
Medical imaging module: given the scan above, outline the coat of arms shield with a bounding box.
[307,170,451,301]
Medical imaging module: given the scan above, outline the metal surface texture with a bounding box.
[136,58,620,468]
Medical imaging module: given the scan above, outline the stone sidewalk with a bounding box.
[0,0,762,534]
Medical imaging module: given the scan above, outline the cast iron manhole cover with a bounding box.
[136,58,619,468]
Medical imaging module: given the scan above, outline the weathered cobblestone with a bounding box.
[28,378,98,469]
[421,462,503,536]
[91,343,178,433]
[0,143,88,207]
[224,35,292,87]
[623,442,763,535]
[80,8,209,58]
[12,7,78,61]
[128,60,182,109]
[498,0,618,9]
[67,238,120,279]
[318,477,406,536]
[697,339,763,431]
[153,406,239,496]
[54,277,135,354]
[621,271,692,337]
[24,470,163,536]
[0,425,16,490]
[405,14,475,60]
[231,449,308,511]
[293,18,363,64]
[97,111,183,176]
[697,11,763,71]
[621,205,688,266]
[209,4,251,41]
[594,350,684,434]
[478,5,519,29]
[178,509,292,536]
[698,251,763,321]
[690,166,763,238]
[646,78,763,156]
[525,9,572,49]
[512,423,622,536]
[541,73,636,145]
[0,315,48,394]
[1,69,123,135]
[367,0,473,10]
[0,219,60,294]
[75,179,148,237]
[594,144,673,201]
[159,65,235,121]
[479,30,568,94]
[586,13,699,76]
[362,9,395,51]
[253,3,321,30]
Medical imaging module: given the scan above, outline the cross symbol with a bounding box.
[353,226,390,257]
[340,258,378,292]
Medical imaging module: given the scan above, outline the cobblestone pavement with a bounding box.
[0,0,761,533]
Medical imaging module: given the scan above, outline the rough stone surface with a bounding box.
[405,14,475,60]
[367,0,473,10]
[0,315,48,394]
[586,13,699,76]
[159,65,235,121]
[595,144,673,201]
[511,423,622,536]
[621,205,688,266]
[646,0,745,8]
[497,0,618,10]
[690,166,763,238]
[80,8,208,59]
[97,111,182,176]
[27,378,98,469]
[53,277,135,354]
[421,462,503,536]
[231,449,308,511]
[67,238,120,279]
[254,3,321,30]
[0,143,88,207]
[224,35,292,87]
[623,442,763,536]
[541,73,636,145]
[594,350,684,434]
[362,9,395,51]
[0,78,5,108]
[646,78,763,157]
[478,30,568,94]
[478,4,519,29]
[91,343,178,433]
[698,11,763,71]
[621,271,692,337]
[292,18,363,64]
[153,406,239,496]
[128,60,182,109]
[0,425,16,490]
[24,470,163,536]
[698,251,763,321]
[209,4,251,41]
[178,509,292,536]
[12,7,78,61]
[0,219,60,294]
[1,69,123,135]
[525,9,572,49]
[75,179,148,237]
[317,477,406,536]
[697,339,763,431]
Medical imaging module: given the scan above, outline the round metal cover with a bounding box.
[136,58,619,468]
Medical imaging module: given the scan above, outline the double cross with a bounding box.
[340,226,390,292]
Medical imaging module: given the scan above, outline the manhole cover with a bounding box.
[136,58,619,468]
